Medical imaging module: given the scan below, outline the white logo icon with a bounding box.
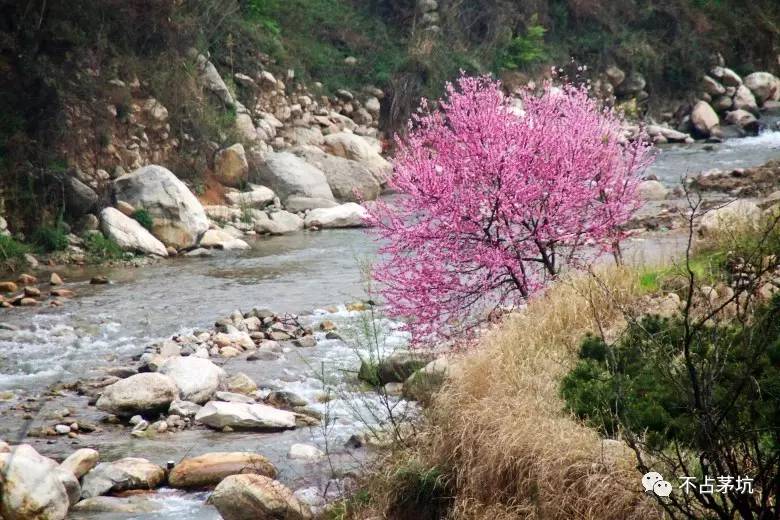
[642,472,672,497]
[653,480,673,497]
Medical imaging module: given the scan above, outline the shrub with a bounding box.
[31,223,69,252]
[0,235,29,273]
[84,233,126,262]
[367,74,653,344]
[495,14,548,71]
[131,208,153,231]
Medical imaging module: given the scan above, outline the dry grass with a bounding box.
[367,267,665,519]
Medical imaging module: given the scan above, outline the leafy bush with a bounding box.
[31,223,69,252]
[495,15,548,71]
[0,235,29,273]
[131,209,153,231]
[84,233,126,262]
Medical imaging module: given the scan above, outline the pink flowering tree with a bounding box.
[367,74,653,344]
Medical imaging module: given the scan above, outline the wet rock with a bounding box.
[90,275,110,284]
[744,72,780,105]
[725,109,760,134]
[216,391,256,404]
[17,273,37,284]
[60,448,99,479]
[253,152,335,203]
[199,228,250,250]
[208,474,312,520]
[304,203,367,229]
[283,196,338,212]
[266,391,307,409]
[733,85,759,114]
[287,443,324,462]
[292,336,317,348]
[291,147,381,202]
[96,372,179,417]
[23,286,41,297]
[0,281,18,293]
[225,185,276,208]
[169,452,277,489]
[637,180,668,201]
[195,401,297,430]
[702,75,725,96]
[0,444,70,520]
[100,207,169,257]
[114,165,209,249]
[169,399,202,418]
[70,495,162,514]
[19,297,38,306]
[80,457,165,498]
[226,372,258,395]
[50,272,64,285]
[159,356,226,404]
[247,350,281,361]
[691,101,720,138]
[358,352,432,385]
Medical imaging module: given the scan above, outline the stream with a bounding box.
[1,129,780,518]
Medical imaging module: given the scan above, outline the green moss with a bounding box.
[131,209,153,231]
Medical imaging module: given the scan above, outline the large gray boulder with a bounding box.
[744,72,780,105]
[699,200,761,238]
[80,458,165,499]
[322,132,391,184]
[733,85,759,114]
[215,144,250,188]
[159,357,226,404]
[0,444,70,520]
[195,401,296,430]
[100,208,168,257]
[113,165,209,249]
[252,210,304,235]
[690,101,720,137]
[304,203,368,229]
[64,176,99,217]
[292,147,381,202]
[197,54,235,107]
[169,452,277,489]
[208,474,312,520]
[96,372,179,417]
[60,448,100,479]
[253,152,335,203]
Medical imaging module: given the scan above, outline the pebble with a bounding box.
[90,276,110,285]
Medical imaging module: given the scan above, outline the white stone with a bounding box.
[199,228,250,250]
[195,401,296,430]
[304,203,368,229]
[100,208,168,257]
[0,444,70,520]
[254,152,335,202]
[96,373,179,417]
[287,443,325,461]
[159,357,226,404]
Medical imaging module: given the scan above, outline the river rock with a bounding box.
[711,66,742,87]
[287,444,324,462]
[208,474,312,520]
[215,143,250,188]
[744,72,780,105]
[253,210,304,235]
[225,185,276,208]
[253,152,335,203]
[284,196,338,212]
[0,281,17,293]
[195,401,296,430]
[699,200,761,237]
[690,101,720,137]
[637,180,668,200]
[702,75,725,96]
[100,207,169,257]
[199,228,250,250]
[226,373,258,395]
[80,458,165,498]
[216,391,256,403]
[291,147,381,202]
[159,357,226,404]
[60,448,99,479]
[322,132,391,183]
[169,452,277,489]
[70,496,163,514]
[0,444,70,520]
[725,109,760,134]
[96,372,179,417]
[711,95,733,112]
[733,85,759,114]
[169,399,202,418]
[615,71,646,97]
[358,352,432,385]
[113,165,209,249]
[304,203,367,229]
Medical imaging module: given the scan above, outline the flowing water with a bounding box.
[1,129,780,518]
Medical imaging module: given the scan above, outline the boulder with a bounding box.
[287,444,324,462]
[96,372,179,417]
[80,458,165,499]
[605,66,626,88]
[744,72,780,105]
[225,185,275,208]
[70,496,162,514]
[690,101,720,137]
[60,448,99,479]
[725,109,760,134]
[215,144,250,188]
[711,66,742,87]
[358,352,432,385]
[702,76,725,96]
[284,196,338,212]
[304,203,367,229]
[197,54,235,107]
[226,372,258,395]
[322,133,391,183]
[637,180,668,201]
[199,228,250,250]
[208,474,312,520]
[733,85,759,114]
[253,210,304,235]
[100,208,168,257]
[699,200,761,238]
[0,444,70,520]
[159,357,226,404]
[169,399,202,418]
[64,176,99,217]
[292,147,381,202]
[113,165,209,249]
[615,71,646,96]
[195,401,296,430]
[169,452,277,489]
[253,152,334,202]
[282,126,324,147]
[711,95,733,112]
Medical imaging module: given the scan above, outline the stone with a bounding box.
[199,228,250,250]
[266,391,307,408]
[60,448,101,478]
[50,272,63,285]
[208,474,312,520]
[195,401,296,430]
[169,452,277,489]
[23,286,41,297]
[226,185,276,208]
[615,71,646,96]
[216,391,256,404]
[291,147,381,202]
[64,175,99,217]
[287,443,324,462]
[699,200,761,238]
[90,275,109,285]
[690,101,720,137]
[198,54,235,107]
[322,132,391,183]
[711,66,742,87]
[711,95,733,112]
[637,180,668,201]
[702,75,725,96]
[70,496,162,514]
[80,457,165,498]
[253,152,335,203]
[116,200,135,216]
[19,297,38,307]
[226,373,258,395]
[359,352,432,385]
[0,444,70,520]
[605,66,626,87]
[169,399,202,418]
[304,203,367,229]
[100,207,169,257]
[17,273,36,284]
[744,72,780,105]
[114,165,209,249]
[0,281,17,293]
[284,196,338,212]
[159,356,226,404]
[292,336,316,348]
[733,84,759,114]
[96,372,179,417]
[725,109,760,134]
[282,126,324,147]
[253,210,304,235]
[215,144,250,188]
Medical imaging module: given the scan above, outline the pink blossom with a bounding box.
[367,74,653,345]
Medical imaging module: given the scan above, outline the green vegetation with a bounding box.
[131,209,153,231]
[495,15,548,71]
[31,223,69,253]
[84,233,126,262]
[0,235,29,273]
